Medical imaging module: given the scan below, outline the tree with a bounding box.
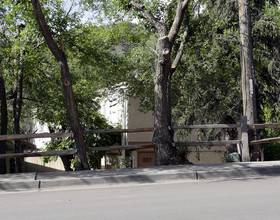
[237,0,258,161]
[1,0,52,172]
[0,71,8,174]
[238,0,256,127]
[0,2,25,173]
[31,0,90,170]
[0,4,8,174]
[10,24,25,173]
[31,20,134,170]
[82,0,193,165]
[0,0,128,172]
[172,0,280,160]
[122,0,191,165]
[80,0,280,163]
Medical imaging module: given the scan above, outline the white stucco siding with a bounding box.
[33,121,51,149]
[100,93,128,129]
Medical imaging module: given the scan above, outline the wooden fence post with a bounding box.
[241,116,250,162]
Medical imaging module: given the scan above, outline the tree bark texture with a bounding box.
[153,36,178,165]
[12,73,23,173]
[130,0,190,165]
[238,0,259,161]
[0,71,7,174]
[11,26,24,173]
[31,0,90,170]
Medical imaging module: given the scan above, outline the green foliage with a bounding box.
[120,153,133,168]
[42,138,74,163]
[2,0,280,165]
[1,0,126,169]
[172,0,280,130]
[43,114,122,169]
[262,143,280,161]
[172,7,241,127]
[80,0,280,153]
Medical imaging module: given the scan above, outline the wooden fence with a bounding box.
[1,116,280,162]
[175,116,280,161]
[0,128,155,160]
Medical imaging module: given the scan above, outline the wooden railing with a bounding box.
[0,116,280,162]
[173,123,241,147]
[173,116,280,161]
[0,128,154,141]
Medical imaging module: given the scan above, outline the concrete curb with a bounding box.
[0,172,38,191]
[196,167,280,180]
[38,172,197,189]
[193,162,280,180]
[36,166,197,189]
[0,181,39,191]
[1,161,280,192]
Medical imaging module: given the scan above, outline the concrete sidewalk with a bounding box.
[1,161,280,192]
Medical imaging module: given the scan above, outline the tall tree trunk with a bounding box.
[59,51,90,170]
[153,36,178,165]
[130,0,190,166]
[31,0,90,170]
[12,73,23,173]
[238,0,259,161]
[0,71,7,174]
[10,25,25,173]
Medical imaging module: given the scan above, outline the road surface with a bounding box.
[1,176,280,219]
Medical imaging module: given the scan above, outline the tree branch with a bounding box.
[146,45,158,56]
[65,0,75,18]
[168,0,191,45]
[22,97,41,102]
[7,93,16,100]
[171,13,190,74]
[129,1,167,36]
[31,0,63,62]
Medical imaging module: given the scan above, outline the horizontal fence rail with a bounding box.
[174,124,241,129]
[250,137,280,145]
[84,128,154,134]
[0,149,77,159]
[0,128,154,141]
[87,144,155,152]
[175,123,280,130]
[248,123,280,145]
[176,140,242,146]
[0,132,73,141]
[248,123,280,129]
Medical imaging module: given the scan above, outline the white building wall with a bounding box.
[99,93,128,168]
[100,93,128,130]
[32,121,51,149]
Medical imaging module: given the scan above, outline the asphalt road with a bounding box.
[1,176,280,220]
